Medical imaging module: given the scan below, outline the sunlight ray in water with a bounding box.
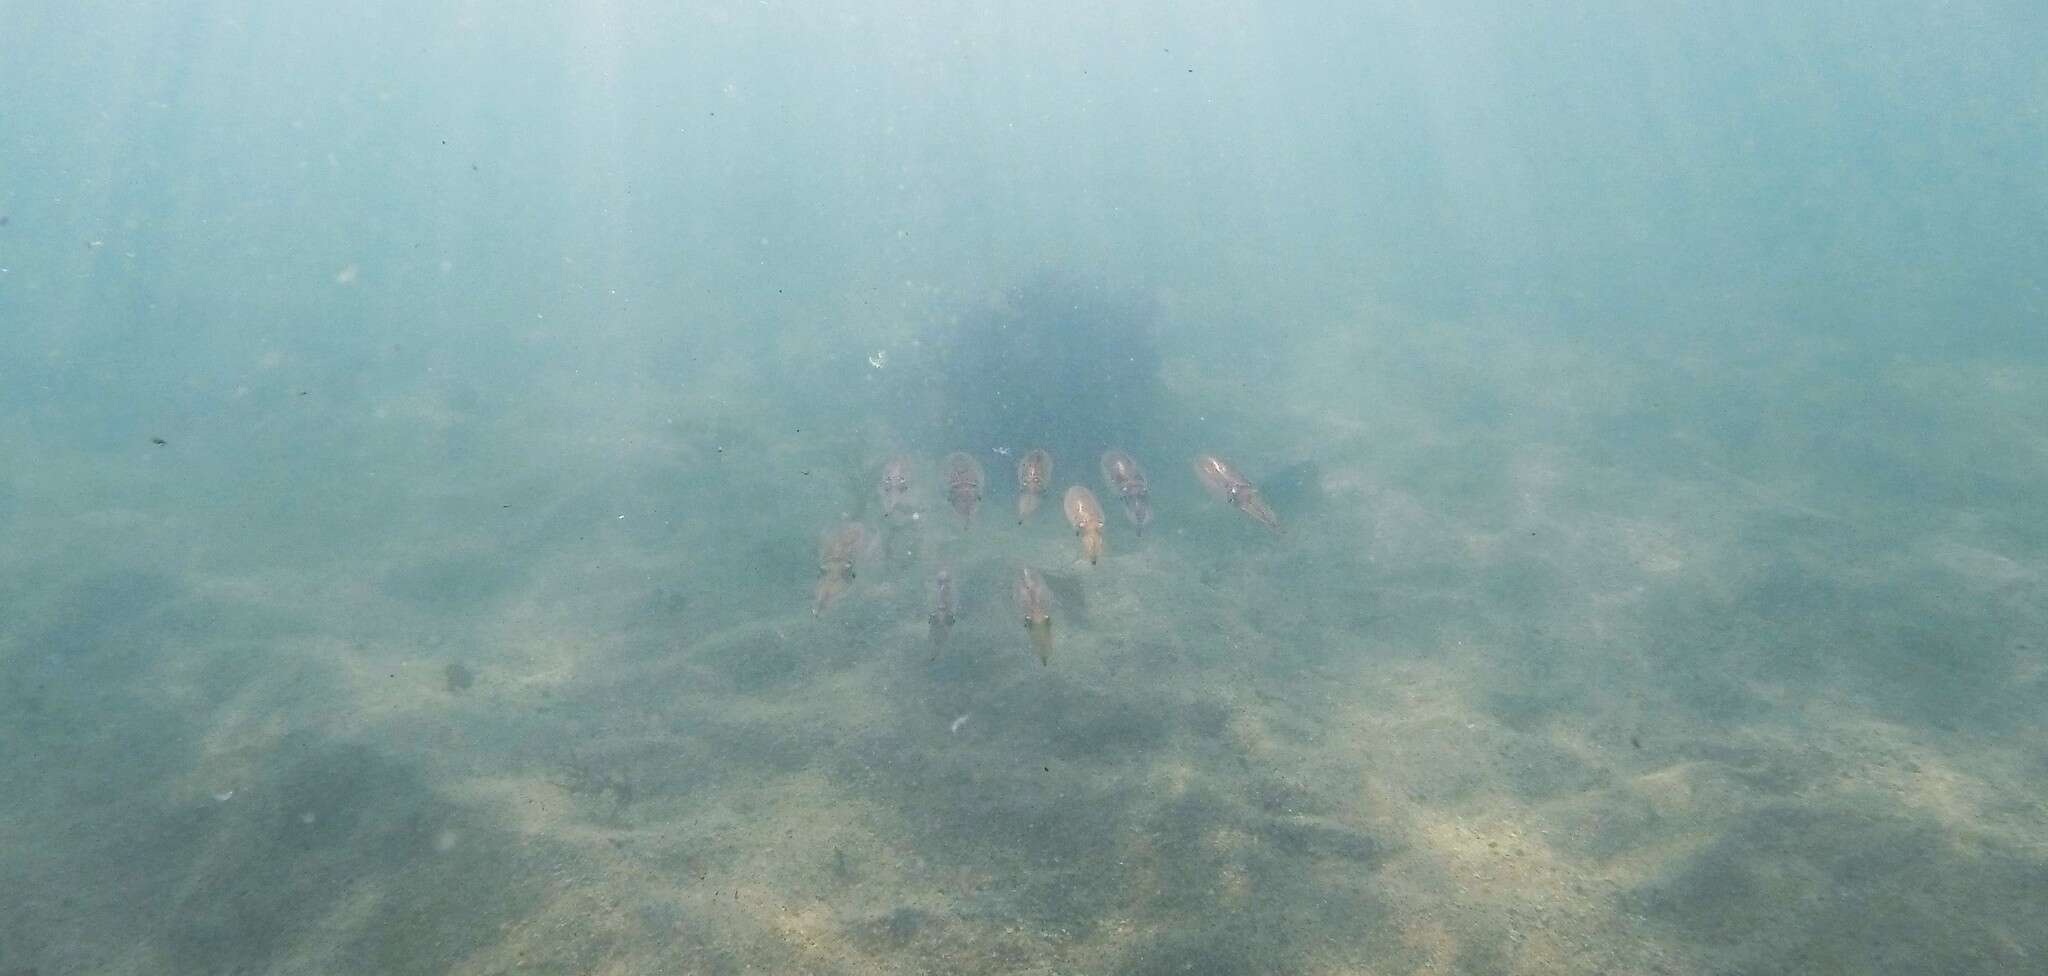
[1,2,2044,973]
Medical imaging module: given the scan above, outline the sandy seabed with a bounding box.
[3,305,2044,976]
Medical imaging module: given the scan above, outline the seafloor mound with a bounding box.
[910,272,1164,471]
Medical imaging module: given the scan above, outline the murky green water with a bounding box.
[3,4,2044,974]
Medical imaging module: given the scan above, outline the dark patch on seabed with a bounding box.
[380,551,524,608]
[896,271,1166,466]
[1630,802,2047,974]
[24,569,179,663]
[156,736,544,975]
[2,717,546,975]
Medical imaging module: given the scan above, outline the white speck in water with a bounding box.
[950,714,970,734]
[299,811,317,825]
[212,789,236,803]
[434,829,462,853]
